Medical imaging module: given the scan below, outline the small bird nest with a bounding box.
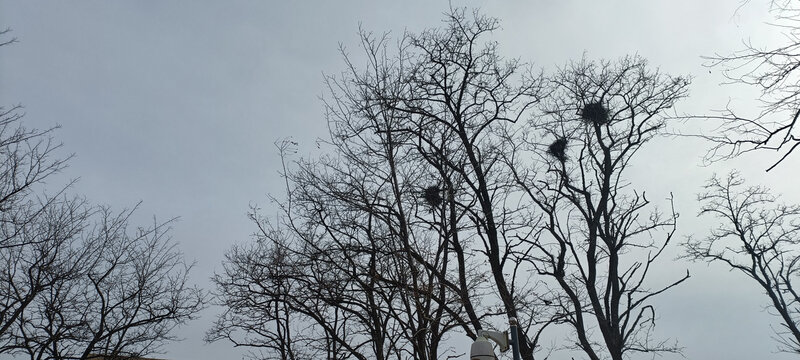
[422,186,443,207]
[547,138,568,163]
[580,101,609,125]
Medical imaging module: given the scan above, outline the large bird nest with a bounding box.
[580,101,609,125]
[422,185,443,207]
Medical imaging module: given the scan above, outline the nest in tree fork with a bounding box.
[423,186,443,207]
[547,138,568,163]
[581,101,609,125]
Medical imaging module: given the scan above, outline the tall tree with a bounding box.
[211,10,690,360]
[209,9,546,360]
[508,56,691,360]
[361,8,546,359]
[685,172,800,353]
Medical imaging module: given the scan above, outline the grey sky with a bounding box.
[1,1,798,359]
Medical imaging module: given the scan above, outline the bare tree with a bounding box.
[211,10,692,360]
[703,0,800,170]
[359,9,547,359]
[2,205,205,360]
[208,94,486,360]
[0,30,205,359]
[207,233,316,360]
[0,29,77,345]
[0,196,91,344]
[208,9,546,359]
[509,56,691,360]
[685,172,800,353]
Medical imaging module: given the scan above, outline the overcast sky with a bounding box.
[1,1,798,360]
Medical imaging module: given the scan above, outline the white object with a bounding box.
[470,329,509,359]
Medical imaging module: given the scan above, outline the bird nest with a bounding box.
[580,101,609,125]
[422,186,443,207]
[547,137,568,163]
